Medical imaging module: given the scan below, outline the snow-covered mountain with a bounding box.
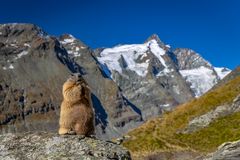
[174,48,230,97]
[96,36,231,100]
[98,39,171,78]
[96,35,194,120]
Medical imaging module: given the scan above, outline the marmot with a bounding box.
[58,73,95,136]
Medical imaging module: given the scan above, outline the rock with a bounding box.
[202,140,240,160]
[0,132,131,160]
[182,94,240,133]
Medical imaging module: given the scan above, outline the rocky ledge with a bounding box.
[0,132,131,160]
[203,140,240,160]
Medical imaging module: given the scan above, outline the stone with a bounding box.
[0,132,131,160]
[203,140,240,160]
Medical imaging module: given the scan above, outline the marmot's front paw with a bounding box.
[67,130,76,135]
[59,128,69,135]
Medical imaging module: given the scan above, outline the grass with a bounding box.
[123,75,240,156]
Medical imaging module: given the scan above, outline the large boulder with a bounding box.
[0,132,131,160]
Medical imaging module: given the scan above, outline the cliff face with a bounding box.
[0,132,131,160]
[0,24,71,133]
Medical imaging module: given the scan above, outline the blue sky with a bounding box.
[0,0,239,69]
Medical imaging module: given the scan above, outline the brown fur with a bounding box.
[58,74,95,136]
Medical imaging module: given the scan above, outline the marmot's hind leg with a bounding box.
[74,123,87,135]
[86,125,95,137]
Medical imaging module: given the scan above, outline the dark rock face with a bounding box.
[0,132,131,160]
[0,24,71,134]
[173,48,212,70]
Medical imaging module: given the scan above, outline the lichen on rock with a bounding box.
[0,132,131,160]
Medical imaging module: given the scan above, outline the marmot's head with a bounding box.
[62,73,90,102]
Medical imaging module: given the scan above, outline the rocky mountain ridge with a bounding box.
[0,23,231,140]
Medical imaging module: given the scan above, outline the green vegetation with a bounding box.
[123,75,240,156]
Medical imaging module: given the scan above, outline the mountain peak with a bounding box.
[59,34,75,40]
[145,34,162,43]
[0,23,46,35]
[145,34,166,49]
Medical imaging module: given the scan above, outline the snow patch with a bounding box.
[9,64,14,69]
[214,67,231,79]
[66,50,81,57]
[62,38,74,44]
[15,51,28,59]
[10,44,17,47]
[165,44,171,48]
[180,66,218,97]
[75,47,79,51]
[98,42,150,76]
[0,32,2,35]
[160,104,170,107]
[149,40,167,67]
[24,43,31,47]
[60,35,76,44]
[173,85,180,94]
[140,53,148,60]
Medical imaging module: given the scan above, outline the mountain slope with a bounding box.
[0,23,73,133]
[123,67,240,158]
